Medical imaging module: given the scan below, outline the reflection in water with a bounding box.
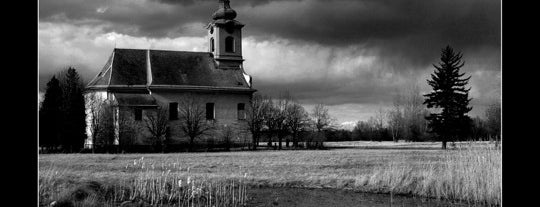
[247,187,480,207]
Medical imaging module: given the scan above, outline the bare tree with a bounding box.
[312,104,332,131]
[286,103,310,148]
[374,108,386,129]
[247,93,271,150]
[387,83,429,142]
[387,91,404,142]
[387,103,403,142]
[86,93,102,153]
[118,108,138,153]
[352,120,371,140]
[485,101,501,143]
[403,84,428,142]
[310,103,332,148]
[470,116,489,141]
[274,92,293,150]
[263,96,277,148]
[263,92,293,150]
[220,124,234,151]
[373,108,386,141]
[144,104,169,153]
[86,93,114,153]
[178,95,214,151]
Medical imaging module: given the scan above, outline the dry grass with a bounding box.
[39,159,248,207]
[39,141,501,206]
[361,144,501,206]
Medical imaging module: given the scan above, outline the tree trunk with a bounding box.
[252,134,258,150]
[278,136,282,150]
[189,137,195,152]
[251,138,257,150]
[293,133,298,149]
[92,136,95,154]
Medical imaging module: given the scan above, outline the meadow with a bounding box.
[38,141,501,206]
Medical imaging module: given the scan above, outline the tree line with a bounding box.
[346,46,501,148]
[343,96,501,144]
[39,67,87,153]
[39,46,501,152]
[248,91,334,150]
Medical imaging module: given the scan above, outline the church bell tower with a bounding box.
[207,0,244,70]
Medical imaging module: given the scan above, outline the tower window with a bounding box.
[225,36,234,53]
[210,37,215,52]
[206,103,215,120]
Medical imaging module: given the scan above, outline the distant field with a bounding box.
[325,140,497,149]
[39,141,501,206]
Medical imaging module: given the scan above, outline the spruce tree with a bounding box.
[39,76,63,152]
[424,45,473,149]
[58,67,87,152]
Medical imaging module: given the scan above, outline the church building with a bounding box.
[84,0,255,150]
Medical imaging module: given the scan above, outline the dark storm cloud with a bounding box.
[38,0,299,38]
[39,0,215,38]
[39,0,500,48]
[253,79,397,106]
[39,0,501,121]
[38,0,500,80]
[150,0,500,68]
[240,0,499,68]
[153,0,299,7]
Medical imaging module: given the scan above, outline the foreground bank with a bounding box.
[38,141,501,206]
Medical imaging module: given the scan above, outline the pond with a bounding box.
[247,187,480,207]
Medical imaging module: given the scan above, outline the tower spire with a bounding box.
[208,0,244,70]
[212,0,237,20]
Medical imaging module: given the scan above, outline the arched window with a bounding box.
[210,37,214,52]
[225,36,234,53]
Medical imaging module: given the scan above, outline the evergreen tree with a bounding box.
[58,67,87,152]
[39,76,63,152]
[424,46,473,149]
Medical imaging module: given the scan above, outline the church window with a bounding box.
[237,103,246,120]
[134,108,143,120]
[206,103,215,120]
[225,36,234,53]
[169,102,178,120]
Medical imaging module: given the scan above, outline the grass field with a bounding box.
[39,141,501,206]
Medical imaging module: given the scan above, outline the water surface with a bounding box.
[247,187,479,207]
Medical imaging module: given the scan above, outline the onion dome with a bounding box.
[212,0,237,20]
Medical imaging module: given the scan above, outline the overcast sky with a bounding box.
[38,0,501,128]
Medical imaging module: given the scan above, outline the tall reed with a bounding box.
[39,157,249,207]
[363,144,501,206]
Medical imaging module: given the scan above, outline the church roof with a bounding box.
[115,93,157,107]
[87,48,254,93]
